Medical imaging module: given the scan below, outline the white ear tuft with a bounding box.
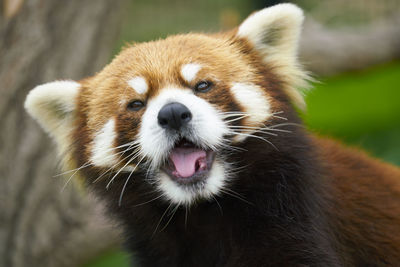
[237,3,304,56]
[25,80,80,151]
[237,4,308,109]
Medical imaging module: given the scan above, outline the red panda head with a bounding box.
[25,4,308,206]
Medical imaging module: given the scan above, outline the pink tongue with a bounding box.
[170,148,207,178]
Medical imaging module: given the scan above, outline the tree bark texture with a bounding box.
[0,1,126,267]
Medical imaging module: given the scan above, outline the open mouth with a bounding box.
[162,138,215,184]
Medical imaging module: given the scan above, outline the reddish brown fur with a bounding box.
[68,30,400,266]
[75,33,265,166]
[314,137,400,265]
[24,4,400,264]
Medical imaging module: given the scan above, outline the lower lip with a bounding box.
[162,151,216,185]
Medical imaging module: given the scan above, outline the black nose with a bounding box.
[157,102,192,131]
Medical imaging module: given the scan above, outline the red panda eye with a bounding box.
[127,100,145,111]
[194,81,212,93]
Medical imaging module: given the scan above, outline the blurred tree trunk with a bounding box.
[300,14,400,76]
[0,1,126,267]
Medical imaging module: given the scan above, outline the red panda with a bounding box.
[24,4,400,266]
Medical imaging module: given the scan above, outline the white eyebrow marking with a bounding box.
[181,63,202,83]
[128,76,148,94]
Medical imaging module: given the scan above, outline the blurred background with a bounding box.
[1,0,399,266]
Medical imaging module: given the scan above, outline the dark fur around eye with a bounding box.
[127,100,145,111]
[194,81,213,93]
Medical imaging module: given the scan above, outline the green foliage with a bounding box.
[83,249,130,267]
[305,62,400,137]
[304,62,400,165]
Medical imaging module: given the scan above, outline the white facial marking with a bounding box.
[200,161,226,198]
[138,87,230,205]
[91,119,119,167]
[180,63,202,83]
[158,173,194,205]
[138,87,229,168]
[158,160,226,205]
[231,83,271,125]
[128,76,148,94]
[230,83,271,142]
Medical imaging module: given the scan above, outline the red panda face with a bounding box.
[77,34,277,205]
[25,4,308,206]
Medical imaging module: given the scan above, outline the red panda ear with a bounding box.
[237,3,309,109]
[25,80,80,153]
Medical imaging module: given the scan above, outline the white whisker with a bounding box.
[219,188,253,206]
[272,115,288,120]
[57,161,92,178]
[230,132,279,151]
[152,203,173,237]
[132,194,164,207]
[270,122,303,128]
[118,155,146,206]
[228,126,278,137]
[224,114,251,123]
[160,204,180,232]
[106,150,144,189]
[55,141,139,178]
[92,145,141,184]
[212,195,223,216]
